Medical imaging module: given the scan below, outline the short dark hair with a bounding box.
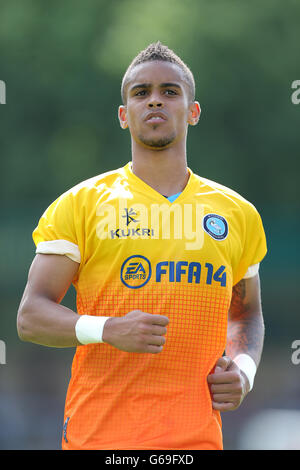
[121,41,195,104]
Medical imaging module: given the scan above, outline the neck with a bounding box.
[131,141,189,196]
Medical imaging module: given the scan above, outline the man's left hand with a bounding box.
[207,356,250,411]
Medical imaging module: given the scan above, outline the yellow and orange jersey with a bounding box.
[32,162,267,450]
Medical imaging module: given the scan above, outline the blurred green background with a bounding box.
[1,0,300,450]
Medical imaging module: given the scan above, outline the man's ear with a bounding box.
[187,101,201,126]
[118,105,128,129]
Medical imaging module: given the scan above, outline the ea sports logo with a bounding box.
[121,255,152,289]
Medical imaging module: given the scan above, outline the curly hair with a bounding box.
[121,41,195,104]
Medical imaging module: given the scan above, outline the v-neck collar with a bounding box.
[123,161,198,204]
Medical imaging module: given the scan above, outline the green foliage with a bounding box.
[0,0,299,205]
[0,1,299,450]
[0,0,299,339]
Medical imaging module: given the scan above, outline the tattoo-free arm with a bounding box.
[17,254,168,352]
[226,273,265,367]
[17,254,82,347]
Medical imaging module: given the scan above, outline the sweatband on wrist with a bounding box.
[233,353,257,391]
[75,315,110,345]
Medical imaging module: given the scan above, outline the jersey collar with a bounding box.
[122,161,198,204]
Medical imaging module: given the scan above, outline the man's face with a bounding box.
[119,61,200,150]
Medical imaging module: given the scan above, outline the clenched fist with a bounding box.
[207,356,251,411]
[102,310,169,354]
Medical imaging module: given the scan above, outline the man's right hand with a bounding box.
[102,310,169,354]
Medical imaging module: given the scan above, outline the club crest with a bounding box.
[203,214,228,241]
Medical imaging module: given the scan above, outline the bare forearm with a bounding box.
[17,300,169,353]
[17,295,81,348]
[226,315,265,366]
[226,276,265,367]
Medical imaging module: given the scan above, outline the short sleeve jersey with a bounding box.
[32,162,267,450]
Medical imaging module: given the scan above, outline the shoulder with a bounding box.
[41,166,128,217]
[192,172,260,217]
[51,165,129,208]
[66,166,127,197]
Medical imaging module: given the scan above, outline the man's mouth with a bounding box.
[145,112,167,124]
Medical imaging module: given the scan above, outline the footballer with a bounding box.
[17,42,267,450]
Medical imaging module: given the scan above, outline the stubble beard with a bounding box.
[137,131,176,150]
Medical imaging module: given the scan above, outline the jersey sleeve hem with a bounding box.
[243,263,260,279]
[35,240,81,263]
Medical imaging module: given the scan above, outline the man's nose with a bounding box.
[147,93,164,108]
[148,101,163,108]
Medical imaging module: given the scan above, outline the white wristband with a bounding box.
[75,315,110,345]
[233,354,257,391]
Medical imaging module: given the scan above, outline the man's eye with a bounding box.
[135,90,147,96]
[165,89,177,95]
